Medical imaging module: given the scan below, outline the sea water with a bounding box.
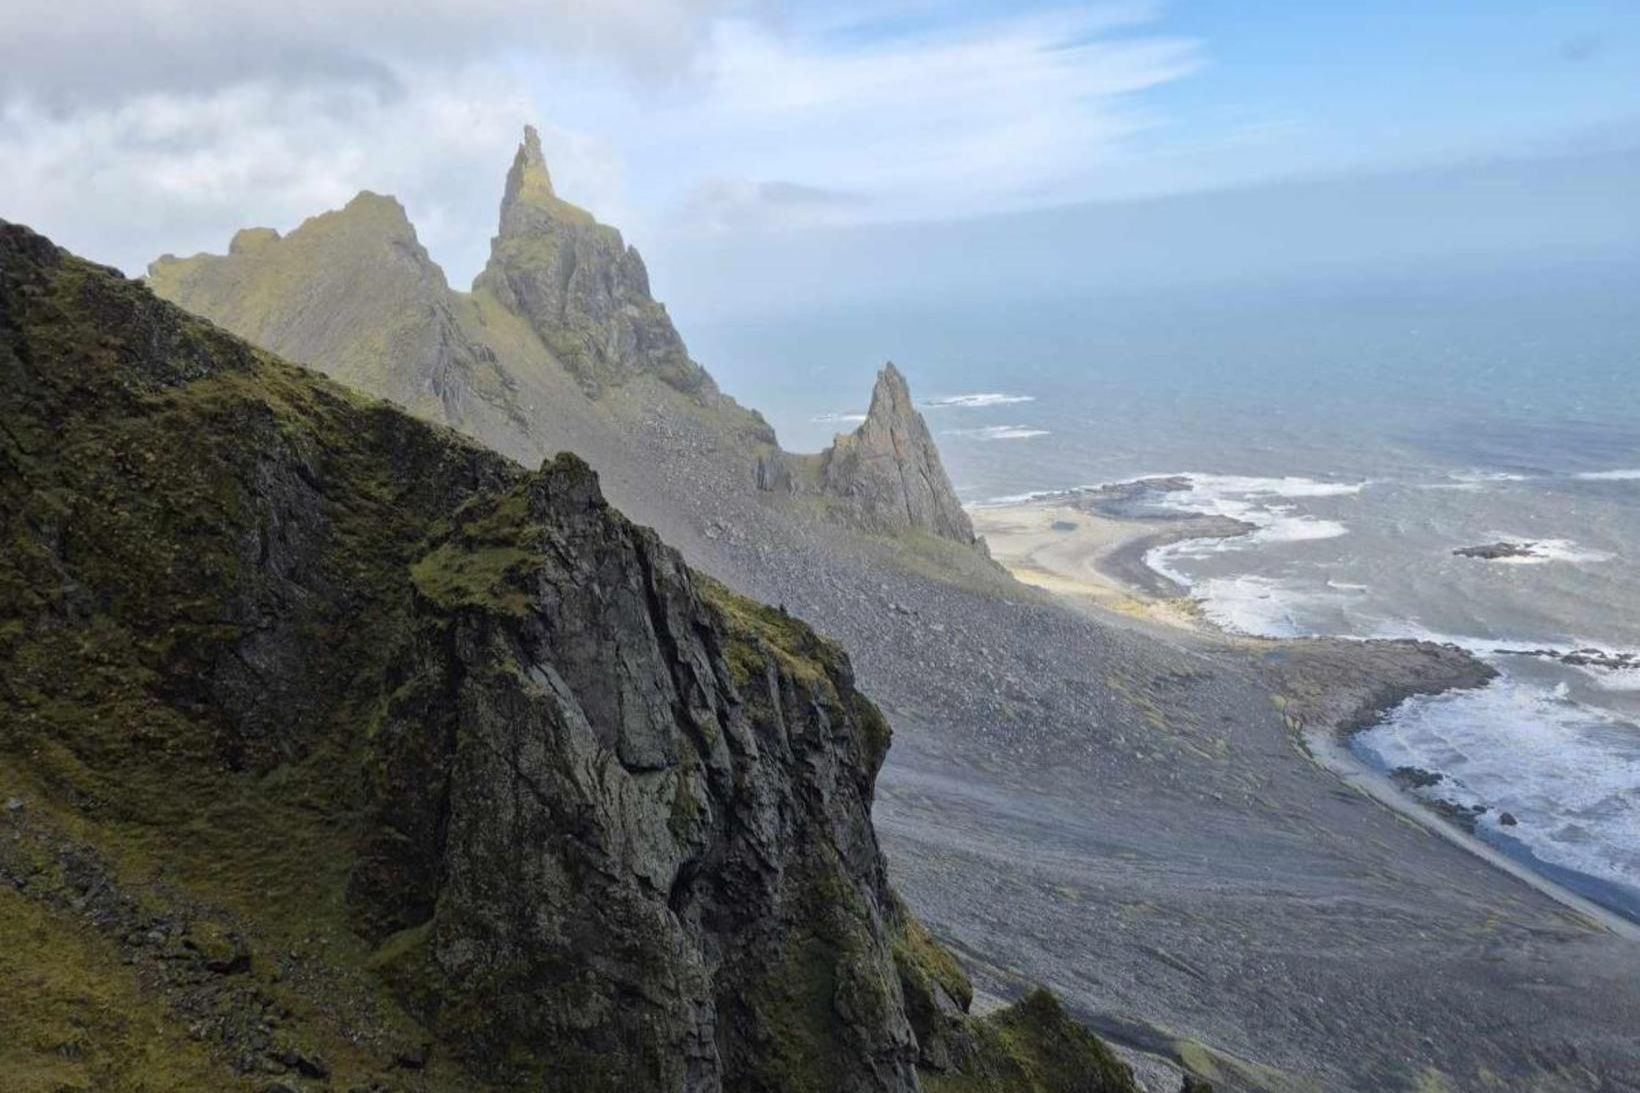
[690,260,1640,919]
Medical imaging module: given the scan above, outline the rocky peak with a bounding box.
[475,124,715,399]
[1,221,1140,1092]
[148,191,512,429]
[497,124,567,229]
[817,363,980,545]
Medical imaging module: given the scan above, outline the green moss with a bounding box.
[923,989,1139,1093]
[1,233,504,1088]
[697,573,840,691]
[893,904,974,1014]
[0,889,241,1093]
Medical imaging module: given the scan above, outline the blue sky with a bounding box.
[0,1,1635,283]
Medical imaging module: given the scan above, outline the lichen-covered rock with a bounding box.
[1,219,913,1091]
[148,191,517,428]
[473,126,716,399]
[2,220,1130,1093]
[817,364,979,545]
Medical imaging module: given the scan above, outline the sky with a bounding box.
[1,0,1637,291]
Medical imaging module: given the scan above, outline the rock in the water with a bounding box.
[1453,541,1538,560]
[817,363,980,545]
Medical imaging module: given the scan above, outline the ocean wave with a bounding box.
[925,393,1035,408]
[1185,575,1355,638]
[1420,470,1532,492]
[810,411,867,425]
[1356,677,1640,895]
[1143,473,1356,567]
[946,425,1050,441]
[1575,469,1640,481]
[1474,537,1614,566]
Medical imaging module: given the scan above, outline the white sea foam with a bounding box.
[1477,536,1614,566]
[1189,575,1334,638]
[1421,470,1532,491]
[925,393,1036,408]
[1576,468,1640,481]
[1357,678,1640,894]
[947,425,1050,441]
[810,411,867,425]
[1142,473,1356,573]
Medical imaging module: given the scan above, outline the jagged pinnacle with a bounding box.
[865,362,913,424]
[502,125,557,215]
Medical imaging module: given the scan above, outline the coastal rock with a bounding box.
[816,363,981,545]
[0,220,1135,1093]
[473,126,716,399]
[149,192,511,429]
[1453,541,1538,560]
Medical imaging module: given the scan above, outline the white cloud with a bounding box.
[647,8,1201,227]
[0,0,731,102]
[0,1,1203,282]
[0,71,627,283]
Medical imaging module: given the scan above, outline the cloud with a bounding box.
[0,0,731,104]
[0,71,626,283]
[682,177,868,230]
[0,0,1203,283]
[649,8,1201,227]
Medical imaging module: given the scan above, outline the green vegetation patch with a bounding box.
[924,989,1139,1093]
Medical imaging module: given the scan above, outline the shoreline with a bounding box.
[970,489,1640,938]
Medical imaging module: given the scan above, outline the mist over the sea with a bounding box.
[673,151,1640,917]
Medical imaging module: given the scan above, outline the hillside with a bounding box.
[0,221,1141,1091]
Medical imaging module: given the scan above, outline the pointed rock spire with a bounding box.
[477,123,715,399]
[817,363,979,545]
[499,125,557,222]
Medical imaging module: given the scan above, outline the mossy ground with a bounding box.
[4,225,1150,1093]
[922,990,1138,1093]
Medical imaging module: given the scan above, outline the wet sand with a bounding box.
[972,495,1640,941]
[969,500,1243,631]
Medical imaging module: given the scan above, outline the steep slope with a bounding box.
[0,222,1139,1091]
[810,364,979,544]
[472,124,714,399]
[149,192,518,430]
[147,127,988,557]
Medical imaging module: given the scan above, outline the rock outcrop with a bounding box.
[148,192,515,428]
[473,125,715,399]
[0,222,1138,1091]
[816,364,979,545]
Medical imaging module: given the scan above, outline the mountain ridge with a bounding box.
[147,126,986,557]
[0,219,1142,1091]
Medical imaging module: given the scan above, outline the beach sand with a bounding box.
[969,500,1224,632]
[970,494,1640,942]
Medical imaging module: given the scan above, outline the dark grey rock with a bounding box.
[816,363,980,545]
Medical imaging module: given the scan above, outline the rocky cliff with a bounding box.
[814,364,979,545]
[472,125,715,399]
[148,192,518,429]
[146,127,991,555]
[0,222,1136,1091]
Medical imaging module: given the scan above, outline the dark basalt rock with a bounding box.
[816,363,980,545]
[1453,541,1538,560]
[473,126,717,399]
[0,220,1135,1092]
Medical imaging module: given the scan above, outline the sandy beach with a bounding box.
[970,490,1640,944]
[968,494,1239,632]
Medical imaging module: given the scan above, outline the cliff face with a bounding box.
[148,192,516,429]
[816,364,978,544]
[0,223,1133,1091]
[143,126,992,554]
[473,126,715,399]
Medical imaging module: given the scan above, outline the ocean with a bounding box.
[689,259,1640,920]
